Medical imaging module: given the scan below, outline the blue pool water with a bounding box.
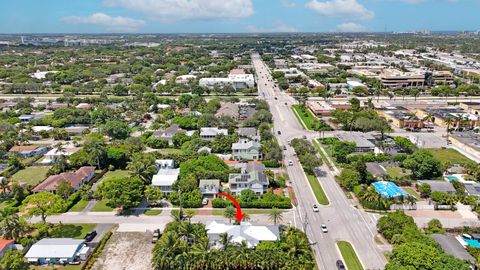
[464,238,480,248]
[446,176,459,181]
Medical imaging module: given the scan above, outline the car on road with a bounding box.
[283,145,287,150]
[336,260,346,270]
[274,97,278,100]
[312,204,319,212]
[202,198,209,205]
[277,130,281,135]
[84,230,97,242]
[288,160,293,166]
[321,224,328,233]
[284,102,287,105]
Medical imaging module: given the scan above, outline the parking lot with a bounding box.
[91,232,154,270]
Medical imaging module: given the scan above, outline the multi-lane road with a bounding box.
[252,54,387,270]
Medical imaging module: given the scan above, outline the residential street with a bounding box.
[252,53,387,270]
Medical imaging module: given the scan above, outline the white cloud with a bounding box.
[62,13,145,32]
[246,23,297,33]
[103,0,254,22]
[281,0,297,8]
[305,0,374,20]
[335,22,367,32]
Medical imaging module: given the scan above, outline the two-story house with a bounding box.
[200,127,228,141]
[232,140,262,161]
[228,170,268,195]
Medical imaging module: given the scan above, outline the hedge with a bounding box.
[82,230,113,270]
[212,196,292,209]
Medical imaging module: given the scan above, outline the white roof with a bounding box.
[32,126,53,132]
[200,127,228,136]
[25,238,84,259]
[155,159,174,169]
[206,221,279,248]
[151,168,179,186]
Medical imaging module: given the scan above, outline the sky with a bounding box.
[0,0,479,34]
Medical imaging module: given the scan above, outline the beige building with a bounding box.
[449,132,480,160]
[306,101,350,116]
[380,69,425,88]
[376,106,424,129]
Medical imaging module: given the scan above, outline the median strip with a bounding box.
[337,241,364,270]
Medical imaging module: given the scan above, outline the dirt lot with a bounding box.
[91,232,154,270]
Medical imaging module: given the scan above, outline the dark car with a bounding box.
[336,260,346,270]
[277,130,281,135]
[84,231,97,242]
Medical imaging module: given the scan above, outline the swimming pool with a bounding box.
[446,176,459,181]
[464,238,480,248]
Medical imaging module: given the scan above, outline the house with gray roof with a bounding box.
[232,140,262,161]
[228,170,268,195]
[199,179,221,198]
[152,124,185,146]
[238,127,260,141]
[430,234,475,263]
[336,133,376,153]
[200,127,228,141]
[215,102,239,120]
[417,180,456,194]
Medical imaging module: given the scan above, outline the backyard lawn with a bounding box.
[49,223,96,239]
[102,170,130,179]
[11,166,50,187]
[306,174,329,205]
[404,187,420,199]
[386,166,411,179]
[426,148,474,165]
[91,200,114,212]
[69,199,89,212]
[292,105,316,130]
[337,241,364,270]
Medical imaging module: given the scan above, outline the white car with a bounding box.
[312,204,319,212]
[288,160,293,166]
[202,198,209,205]
[321,224,328,233]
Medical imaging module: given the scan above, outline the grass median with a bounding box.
[312,140,333,170]
[337,241,364,270]
[306,174,329,205]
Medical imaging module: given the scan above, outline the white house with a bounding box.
[41,147,80,164]
[206,221,279,248]
[199,69,255,90]
[200,127,228,141]
[152,159,179,194]
[25,238,89,265]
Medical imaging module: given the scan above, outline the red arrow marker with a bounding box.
[217,193,245,222]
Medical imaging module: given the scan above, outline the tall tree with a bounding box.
[268,208,284,225]
[21,192,66,223]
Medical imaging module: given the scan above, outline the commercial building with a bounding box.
[380,69,425,88]
[306,101,350,116]
[206,221,279,249]
[449,132,480,160]
[336,133,376,153]
[376,106,424,129]
[33,167,95,193]
[431,71,454,85]
[417,108,480,128]
[199,69,255,90]
[25,238,90,265]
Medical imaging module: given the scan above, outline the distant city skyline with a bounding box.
[1,0,479,34]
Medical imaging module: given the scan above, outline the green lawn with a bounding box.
[426,148,474,165]
[102,170,130,179]
[157,148,184,155]
[292,105,317,130]
[386,166,411,179]
[144,209,163,216]
[69,199,90,212]
[32,266,82,270]
[337,241,364,270]
[91,200,114,212]
[306,174,329,205]
[404,187,420,199]
[11,166,51,187]
[49,223,96,239]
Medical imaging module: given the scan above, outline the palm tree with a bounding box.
[285,232,309,257]
[361,186,380,203]
[223,206,236,224]
[0,177,10,194]
[170,209,185,222]
[445,117,454,140]
[218,232,233,251]
[268,208,284,225]
[184,209,196,223]
[54,142,66,156]
[1,214,27,240]
[241,213,251,222]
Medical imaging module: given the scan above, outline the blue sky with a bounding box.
[0,0,479,33]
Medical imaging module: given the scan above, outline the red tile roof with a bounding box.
[33,166,95,193]
[0,239,14,252]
